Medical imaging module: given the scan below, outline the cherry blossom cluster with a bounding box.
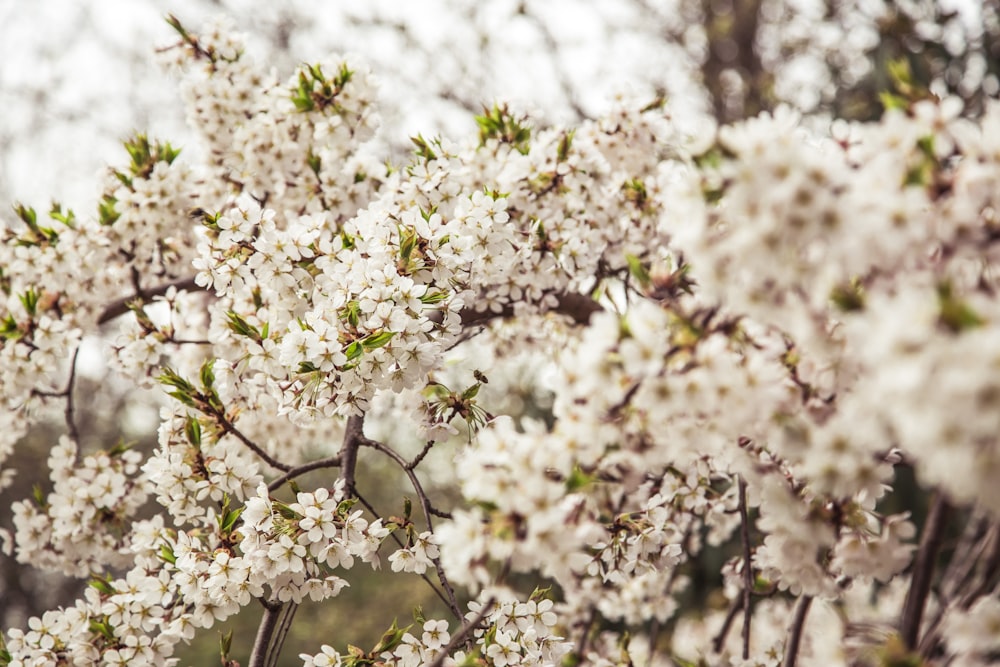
[3,15,1000,667]
[300,591,570,667]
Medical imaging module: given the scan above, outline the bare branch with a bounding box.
[739,475,753,660]
[458,290,603,327]
[900,491,950,649]
[340,414,365,495]
[265,602,299,667]
[782,596,812,667]
[267,455,343,493]
[207,406,292,472]
[712,595,744,654]
[363,436,463,619]
[97,276,201,325]
[248,603,282,667]
[424,597,495,667]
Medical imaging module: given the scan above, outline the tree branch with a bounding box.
[712,595,744,654]
[363,436,463,619]
[265,602,299,667]
[424,597,495,667]
[267,455,342,492]
[207,405,292,472]
[352,488,454,611]
[738,475,753,660]
[782,595,812,667]
[340,414,364,495]
[900,491,950,649]
[97,276,201,325]
[458,290,602,328]
[248,603,282,667]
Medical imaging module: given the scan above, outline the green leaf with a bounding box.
[185,417,202,447]
[98,195,120,226]
[297,361,320,374]
[32,484,47,508]
[830,280,865,312]
[345,340,363,361]
[159,544,177,565]
[625,254,651,288]
[88,574,116,596]
[362,331,395,351]
[199,358,216,390]
[937,281,984,333]
[373,618,411,654]
[419,290,449,304]
[341,301,361,328]
[225,311,262,342]
[18,288,39,316]
[48,202,76,228]
[306,150,322,176]
[557,129,575,162]
[89,618,116,641]
[0,314,22,341]
[565,465,595,492]
[220,629,234,660]
[399,226,418,265]
[410,134,438,161]
[221,506,245,533]
[475,103,531,153]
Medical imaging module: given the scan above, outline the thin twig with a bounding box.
[574,608,597,661]
[353,489,454,612]
[712,596,744,654]
[64,347,81,444]
[919,515,994,654]
[364,437,463,618]
[209,407,292,472]
[406,440,435,470]
[900,492,950,649]
[267,455,343,492]
[782,596,812,667]
[31,347,83,444]
[738,475,753,660]
[424,597,495,667]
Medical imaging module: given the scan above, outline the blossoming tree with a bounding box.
[3,16,1000,667]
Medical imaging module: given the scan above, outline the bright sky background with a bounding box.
[0,1,701,212]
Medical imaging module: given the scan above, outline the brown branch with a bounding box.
[738,475,753,660]
[458,290,603,328]
[424,597,495,667]
[265,602,299,667]
[64,347,81,444]
[782,596,812,667]
[267,455,343,492]
[363,436,463,619]
[248,603,282,667]
[352,489,454,611]
[340,415,365,495]
[406,440,435,470]
[900,491,950,650]
[712,595,744,654]
[208,406,292,472]
[573,608,597,662]
[97,276,201,325]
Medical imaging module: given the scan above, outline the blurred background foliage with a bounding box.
[1,0,998,664]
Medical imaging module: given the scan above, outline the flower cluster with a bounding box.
[4,15,1000,667]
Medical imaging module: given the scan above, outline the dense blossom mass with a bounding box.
[2,16,1000,667]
